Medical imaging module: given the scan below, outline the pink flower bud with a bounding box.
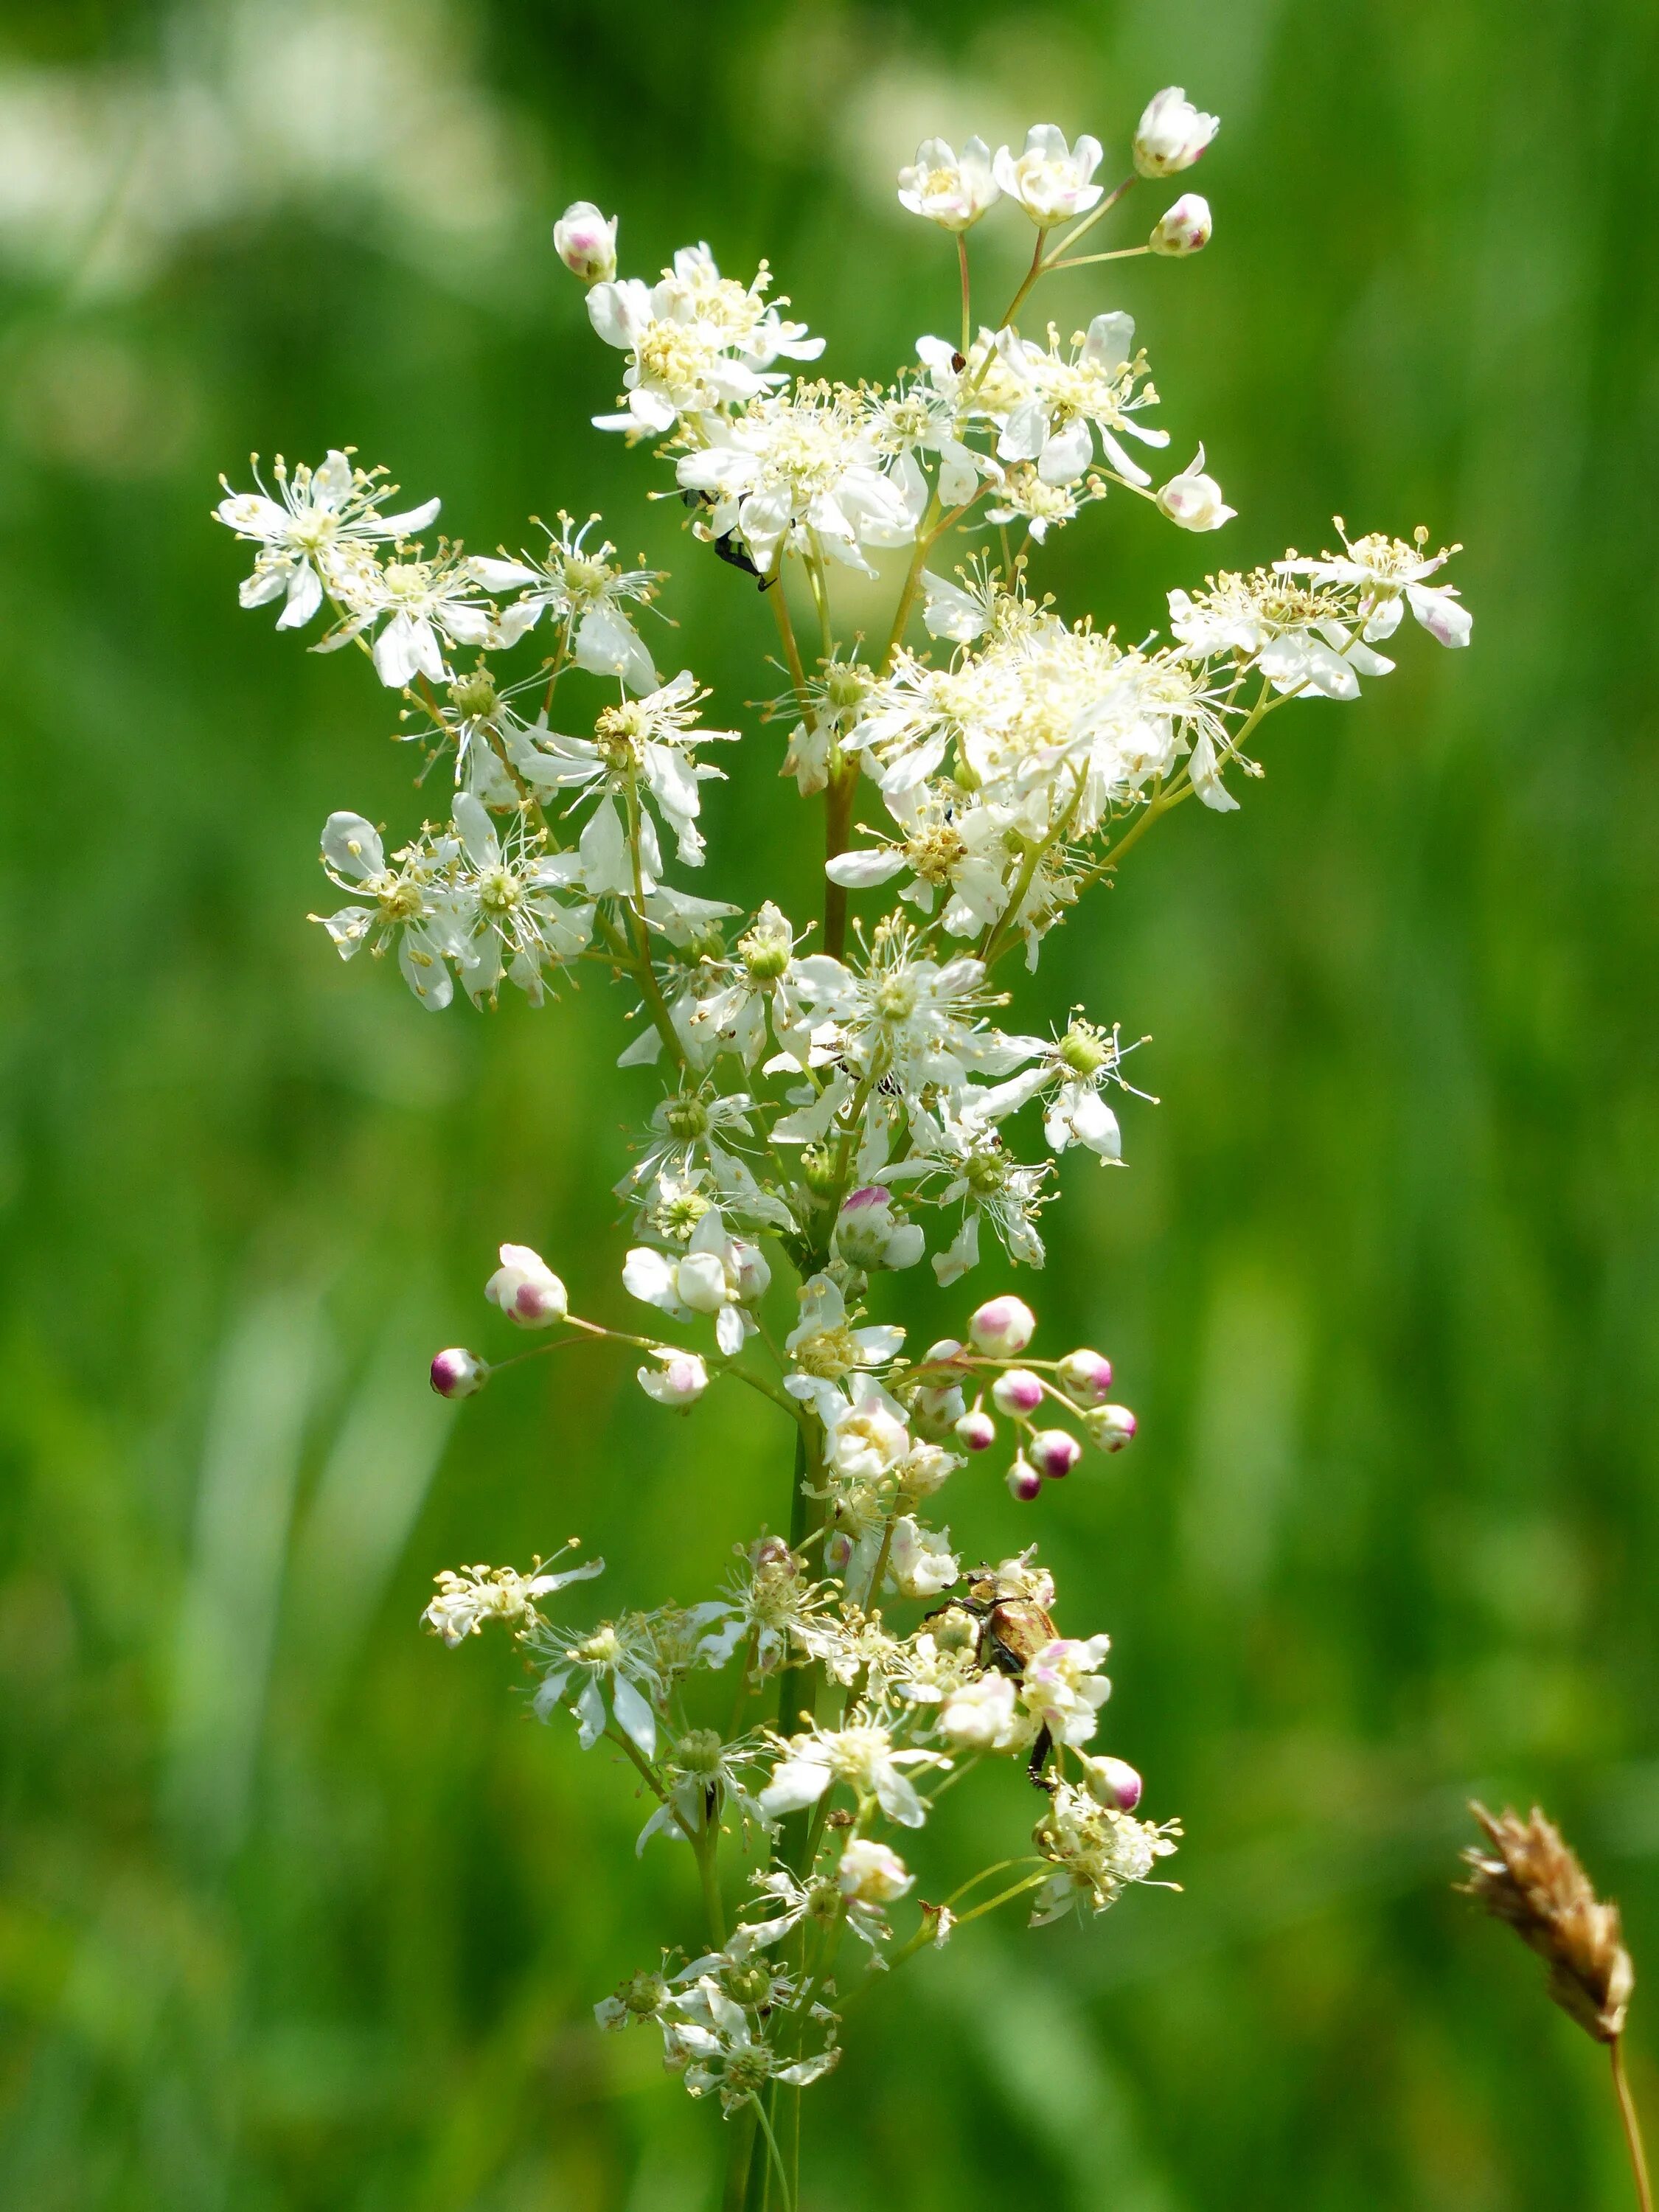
[968,1295,1037,1354]
[552,200,618,283]
[991,1367,1045,1417]
[430,1346,487,1399]
[1085,1402,1137,1452]
[954,1407,997,1453]
[1080,1753,1144,1811]
[636,1352,709,1408]
[1005,1452,1042,1503]
[1149,192,1211,257]
[1029,1427,1082,1481]
[1057,1348,1114,1405]
[485,1243,568,1328]
[824,1529,854,1573]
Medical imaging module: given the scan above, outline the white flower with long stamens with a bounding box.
[1032,1781,1181,1924]
[672,1978,839,2108]
[678,383,925,579]
[422,1550,603,1647]
[992,125,1106,224]
[1281,524,1472,648]
[897,136,1001,229]
[758,1720,947,1827]
[529,1613,664,1756]
[470,513,662,692]
[311,810,468,1011]
[518,669,737,869]
[783,1275,905,1394]
[322,545,515,690]
[447,795,596,1006]
[996,314,1171,490]
[215,450,439,632]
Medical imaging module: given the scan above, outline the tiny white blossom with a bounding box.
[215,450,439,631]
[897,136,1001,229]
[1133,88,1220,179]
[992,126,1106,225]
[554,199,619,284]
[1157,445,1236,532]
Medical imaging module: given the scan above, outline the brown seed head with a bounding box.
[1460,1801,1634,2042]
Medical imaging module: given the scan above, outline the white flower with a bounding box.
[670,1978,840,2107]
[884,1515,960,1599]
[1031,1779,1180,1923]
[531,1616,664,1756]
[1133,87,1220,178]
[757,1722,946,1827]
[215,450,439,632]
[897,136,1001,229]
[1021,1633,1113,1748]
[833,1185,925,1273]
[553,199,618,283]
[938,1672,1019,1748]
[1282,526,1472,648]
[485,1241,568,1327]
[837,1838,914,1905]
[324,549,509,689]
[515,670,737,869]
[995,313,1169,490]
[311,810,468,1012]
[992,125,1106,224]
[470,514,660,692]
[819,1374,913,1483]
[1149,192,1212,257]
[784,1276,906,1391]
[422,1551,602,1646]
[623,1206,768,1354]
[677,386,925,579]
[636,1351,710,1407]
[1156,445,1235,532]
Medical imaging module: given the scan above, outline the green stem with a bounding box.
[957,232,972,355]
[750,2091,794,2212]
[723,2105,758,2212]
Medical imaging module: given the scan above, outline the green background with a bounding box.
[1,1,1656,2205]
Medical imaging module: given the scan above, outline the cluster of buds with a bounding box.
[897,1296,1136,1504]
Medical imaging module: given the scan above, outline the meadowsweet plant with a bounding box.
[218,86,1470,2209]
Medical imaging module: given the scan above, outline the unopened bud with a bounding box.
[1150,192,1212,256]
[1133,87,1220,179]
[1156,446,1235,532]
[1085,1402,1137,1452]
[824,1528,854,1573]
[968,1295,1037,1354]
[485,1242,568,1328]
[1079,1753,1144,1811]
[553,200,618,284]
[430,1346,487,1399]
[637,1352,709,1408]
[992,1368,1045,1417]
[1006,1451,1042,1503]
[675,1248,730,1315]
[1057,1348,1114,1404]
[835,1185,925,1273]
[1029,1427,1082,1481]
[955,1407,997,1452]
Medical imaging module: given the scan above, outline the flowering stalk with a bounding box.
[216,85,1470,2202]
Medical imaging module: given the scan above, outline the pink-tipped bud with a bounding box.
[824,1529,854,1573]
[992,1367,1045,1417]
[636,1352,709,1408]
[552,200,618,283]
[485,1242,568,1329]
[1005,1452,1042,1503]
[835,1185,925,1273]
[955,1407,997,1453]
[1085,1402,1137,1452]
[430,1346,487,1399]
[1149,191,1211,256]
[1080,1753,1144,1811]
[1057,1348,1114,1405]
[968,1295,1037,1354]
[1029,1427,1082,1481]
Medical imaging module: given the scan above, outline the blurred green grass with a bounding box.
[1,1,1656,2206]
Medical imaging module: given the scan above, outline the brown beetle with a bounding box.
[927,1565,1061,1781]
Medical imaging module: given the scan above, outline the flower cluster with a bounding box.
[218,77,1471,2189]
